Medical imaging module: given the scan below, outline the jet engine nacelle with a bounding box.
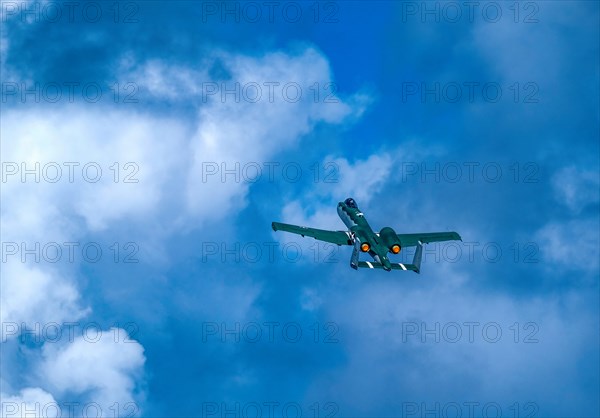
[380,227,401,254]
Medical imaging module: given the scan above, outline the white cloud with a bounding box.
[1,107,189,371]
[118,48,369,227]
[532,166,600,276]
[0,262,88,339]
[278,152,394,229]
[275,141,448,233]
[1,45,371,414]
[40,328,146,416]
[1,387,59,418]
[304,277,597,416]
[119,57,210,100]
[551,166,600,214]
[300,287,324,312]
[274,149,598,416]
[321,154,393,203]
[185,48,366,223]
[471,3,564,83]
[535,219,599,276]
[2,108,188,232]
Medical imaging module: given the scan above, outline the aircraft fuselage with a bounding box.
[337,199,394,271]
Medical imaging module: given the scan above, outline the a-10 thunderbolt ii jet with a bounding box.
[272,197,461,273]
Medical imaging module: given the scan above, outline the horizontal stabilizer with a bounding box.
[357,261,420,273]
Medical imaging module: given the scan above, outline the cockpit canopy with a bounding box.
[345,198,358,208]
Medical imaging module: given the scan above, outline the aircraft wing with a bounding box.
[396,231,462,247]
[272,222,352,246]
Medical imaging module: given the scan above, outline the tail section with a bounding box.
[357,261,419,272]
[356,242,424,273]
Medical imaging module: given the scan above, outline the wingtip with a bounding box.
[271,222,277,231]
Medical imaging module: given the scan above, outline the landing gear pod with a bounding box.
[350,241,360,270]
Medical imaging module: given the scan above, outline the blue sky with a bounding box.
[1,1,599,417]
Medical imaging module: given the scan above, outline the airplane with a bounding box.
[272,197,461,273]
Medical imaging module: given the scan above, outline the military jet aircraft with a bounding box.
[272,197,461,273]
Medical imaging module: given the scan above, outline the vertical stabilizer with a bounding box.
[412,242,423,274]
